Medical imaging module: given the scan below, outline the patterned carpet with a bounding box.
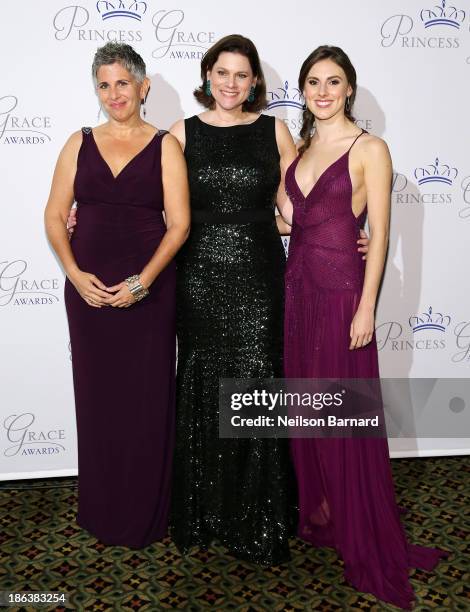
[0,456,469,611]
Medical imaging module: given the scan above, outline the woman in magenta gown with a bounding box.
[282,45,447,609]
[45,43,190,547]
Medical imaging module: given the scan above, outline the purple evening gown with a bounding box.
[64,127,175,548]
[284,131,447,609]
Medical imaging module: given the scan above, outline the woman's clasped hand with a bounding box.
[68,270,141,308]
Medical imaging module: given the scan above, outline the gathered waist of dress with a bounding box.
[293,218,361,250]
[191,208,274,224]
[75,201,166,230]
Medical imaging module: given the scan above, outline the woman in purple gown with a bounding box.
[281,46,447,609]
[44,42,190,547]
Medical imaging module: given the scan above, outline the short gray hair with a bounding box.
[92,42,146,84]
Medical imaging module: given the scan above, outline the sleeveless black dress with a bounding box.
[170,115,297,564]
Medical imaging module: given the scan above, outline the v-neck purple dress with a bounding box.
[284,132,447,609]
[64,127,175,548]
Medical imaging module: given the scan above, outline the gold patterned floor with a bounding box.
[0,456,469,611]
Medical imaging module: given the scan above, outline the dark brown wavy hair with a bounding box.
[194,34,267,112]
[298,45,357,155]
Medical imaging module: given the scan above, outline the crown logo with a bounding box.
[414,157,458,186]
[96,0,147,22]
[409,306,451,333]
[420,0,465,29]
[267,81,303,110]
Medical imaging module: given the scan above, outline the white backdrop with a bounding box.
[1,0,469,480]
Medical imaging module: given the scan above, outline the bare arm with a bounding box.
[169,118,186,151]
[275,118,297,228]
[350,137,392,349]
[106,133,190,306]
[139,133,190,287]
[44,132,81,275]
[44,132,110,307]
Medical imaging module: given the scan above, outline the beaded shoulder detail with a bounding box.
[81,127,92,134]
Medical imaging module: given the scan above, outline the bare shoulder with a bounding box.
[161,132,185,159]
[169,118,185,135]
[169,119,185,149]
[63,130,83,151]
[162,131,181,148]
[161,132,187,187]
[274,117,296,160]
[274,117,292,140]
[357,133,391,159]
[57,130,83,166]
[356,134,392,185]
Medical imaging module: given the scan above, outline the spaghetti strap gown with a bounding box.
[284,131,447,609]
[64,127,175,548]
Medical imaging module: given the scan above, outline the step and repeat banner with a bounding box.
[1,1,469,479]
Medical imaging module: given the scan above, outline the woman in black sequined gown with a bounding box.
[169,35,298,565]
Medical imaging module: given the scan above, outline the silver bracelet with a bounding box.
[125,275,149,302]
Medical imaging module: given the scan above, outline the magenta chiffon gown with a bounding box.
[284,131,447,609]
[64,127,175,548]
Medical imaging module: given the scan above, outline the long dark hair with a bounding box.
[298,45,357,155]
[193,34,267,112]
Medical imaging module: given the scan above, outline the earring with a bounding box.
[97,104,103,121]
[205,80,212,96]
[141,99,146,118]
[248,86,255,103]
[345,96,350,112]
[302,103,307,111]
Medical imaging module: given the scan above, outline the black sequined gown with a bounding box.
[170,115,296,565]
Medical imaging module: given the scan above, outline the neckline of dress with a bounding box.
[90,129,160,180]
[293,130,366,201]
[195,114,263,129]
[292,150,349,201]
